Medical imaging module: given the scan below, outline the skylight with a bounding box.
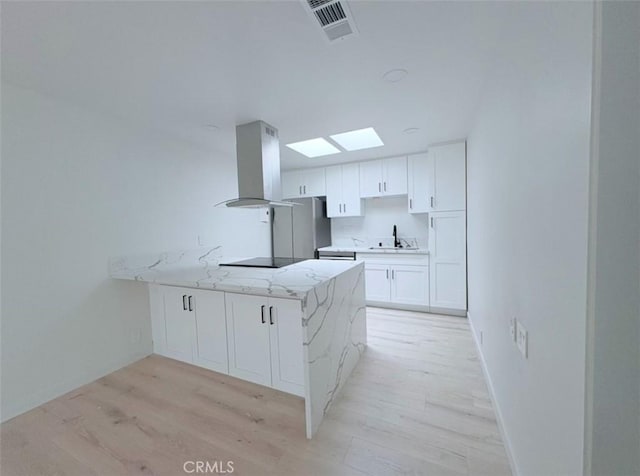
[286,137,341,158]
[329,127,384,151]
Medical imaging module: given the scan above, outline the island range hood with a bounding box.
[216,120,294,208]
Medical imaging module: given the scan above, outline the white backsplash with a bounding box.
[330,196,429,249]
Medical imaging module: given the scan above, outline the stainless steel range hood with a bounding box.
[216,120,294,208]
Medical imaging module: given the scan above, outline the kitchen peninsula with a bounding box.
[110,247,366,438]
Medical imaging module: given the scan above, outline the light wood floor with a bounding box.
[1,307,511,476]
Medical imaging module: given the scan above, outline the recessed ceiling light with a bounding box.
[286,137,341,158]
[383,69,408,83]
[403,127,420,134]
[330,127,384,151]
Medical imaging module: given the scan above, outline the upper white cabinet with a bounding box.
[428,211,467,311]
[150,285,228,374]
[360,157,408,198]
[408,142,466,213]
[408,153,431,213]
[225,293,304,396]
[282,168,326,199]
[325,163,363,218]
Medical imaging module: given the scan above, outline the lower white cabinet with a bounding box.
[225,293,305,397]
[150,286,228,374]
[149,286,305,397]
[429,210,467,311]
[362,255,430,308]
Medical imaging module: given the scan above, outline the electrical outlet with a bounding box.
[509,317,517,342]
[517,322,528,358]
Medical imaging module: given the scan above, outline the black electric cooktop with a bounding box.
[219,257,308,269]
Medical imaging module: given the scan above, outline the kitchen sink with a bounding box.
[368,246,418,250]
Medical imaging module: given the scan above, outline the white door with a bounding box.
[225,293,272,387]
[383,157,408,196]
[325,165,343,217]
[192,290,229,374]
[281,170,302,199]
[429,211,467,310]
[391,265,429,306]
[364,264,391,302]
[408,153,431,213]
[268,298,305,396]
[162,286,195,363]
[359,160,383,198]
[304,168,326,197]
[433,142,466,211]
[341,163,362,217]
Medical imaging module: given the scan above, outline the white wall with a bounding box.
[0,82,270,421]
[585,2,640,474]
[466,3,593,475]
[331,196,428,248]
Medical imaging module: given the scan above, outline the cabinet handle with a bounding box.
[431,217,434,228]
[188,296,193,312]
[430,196,434,208]
[182,295,187,311]
[269,306,274,325]
[343,203,346,213]
[409,198,413,209]
[339,203,342,213]
[378,182,381,192]
[303,185,306,194]
[392,269,395,280]
[261,305,266,324]
[384,182,387,192]
[386,269,389,279]
[299,185,302,195]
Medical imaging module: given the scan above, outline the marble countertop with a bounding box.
[318,245,429,255]
[110,247,362,299]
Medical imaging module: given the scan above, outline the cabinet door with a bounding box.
[429,211,467,310]
[281,170,302,199]
[359,160,383,198]
[192,290,228,374]
[162,286,195,363]
[433,142,466,211]
[390,265,429,306]
[408,153,431,213]
[225,293,272,387]
[268,298,305,396]
[341,163,363,216]
[325,165,343,217]
[364,264,391,302]
[304,168,326,197]
[383,157,408,196]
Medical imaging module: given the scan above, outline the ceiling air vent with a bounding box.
[301,0,358,43]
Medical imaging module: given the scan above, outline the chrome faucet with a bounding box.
[393,225,401,248]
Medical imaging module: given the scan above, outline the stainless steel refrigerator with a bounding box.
[272,197,331,259]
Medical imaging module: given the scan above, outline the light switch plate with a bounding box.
[517,322,528,358]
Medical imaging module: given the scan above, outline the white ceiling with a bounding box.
[1,1,509,170]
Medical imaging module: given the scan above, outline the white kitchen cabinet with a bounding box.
[362,254,430,309]
[282,168,326,199]
[326,163,363,217]
[225,293,304,396]
[429,211,467,311]
[359,157,407,198]
[408,153,431,213]
[364,264,392,302]
[390,265,430,306]
[408,143,466,213]
[150,286,228,373]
